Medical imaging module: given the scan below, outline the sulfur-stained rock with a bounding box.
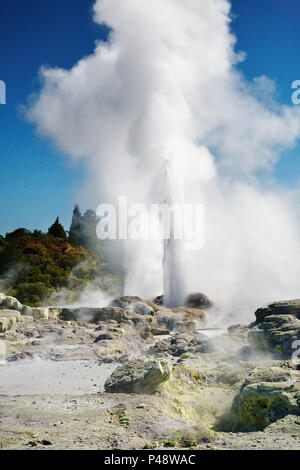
[243,367,293,386]
[104,358,172,394]
[264,414,300,434]
[231,366,300,430]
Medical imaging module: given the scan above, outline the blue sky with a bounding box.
[0,0,300,234]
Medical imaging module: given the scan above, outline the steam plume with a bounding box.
[27,0,300,322]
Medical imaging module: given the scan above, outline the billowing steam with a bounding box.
[27,0,300,322]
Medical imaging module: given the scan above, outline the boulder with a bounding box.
[132,302,154,316]
[231,366,300,430]
[153,295,164,306]
[0,294,22,312]
[185,293,213,309]
[249,300,300,358]
[104,358,172,394]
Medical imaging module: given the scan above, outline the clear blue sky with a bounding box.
[0,0,300,235]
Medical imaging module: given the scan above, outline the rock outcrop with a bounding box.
[0,309,24,332]
[22,306,61,321]
[231,365,300,430]
[0,294,22,312]
[149,328,207,357]
[60,306,127,323]
[249,300,300,359]
[0,294,61,329]
[104,358,172,394]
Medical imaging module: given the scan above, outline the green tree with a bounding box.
[81,209,100,251]
[0,206,123,306]
[48,217,67,241]
[68,204,83,246]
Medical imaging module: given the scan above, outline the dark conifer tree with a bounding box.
[48,217,67,241]
[68,204,83,246]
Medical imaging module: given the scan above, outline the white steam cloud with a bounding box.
[27,0,300,322]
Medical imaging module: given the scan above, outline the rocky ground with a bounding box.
[0,293,299,450]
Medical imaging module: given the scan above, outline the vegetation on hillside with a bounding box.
[0,207,124,306]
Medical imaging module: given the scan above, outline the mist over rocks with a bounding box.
[1,290,300,448]
[152,292,213,310]
[60,306,126,323]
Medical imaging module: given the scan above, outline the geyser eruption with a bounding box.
[162,156,187,308]
[27,0,300,322]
